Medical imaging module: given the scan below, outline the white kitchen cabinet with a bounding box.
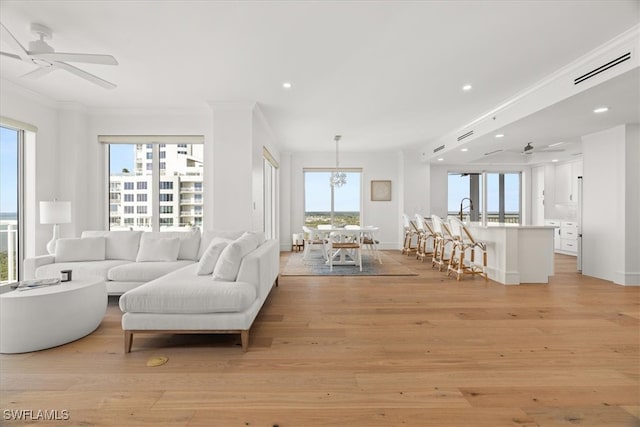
[555,161,582,204]
[559,220,578,256]
[545,219,561,251]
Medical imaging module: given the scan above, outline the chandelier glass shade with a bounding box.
[330,135,346,187]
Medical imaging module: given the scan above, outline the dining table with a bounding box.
[315,225,380,266]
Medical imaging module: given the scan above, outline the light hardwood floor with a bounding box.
[1,252,638,426]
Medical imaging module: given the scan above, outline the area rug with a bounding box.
[282,250,418,276]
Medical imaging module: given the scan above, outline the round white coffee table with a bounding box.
[0,277,107,353]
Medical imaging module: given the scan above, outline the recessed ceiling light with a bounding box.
[282,82,292,89]
[593,106,608,113]
[462,84,472,91]
[437,158,444,161]
[551,159,559,163]
[461,148,469,152]
[495,134,504,138]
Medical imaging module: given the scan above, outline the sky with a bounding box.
[109,144,134,174]
[304,171,361,212]
[1,127,18,214]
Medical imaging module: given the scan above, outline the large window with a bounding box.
[1,126,22,283]
[105,136,204,231]
[448,172,521,223]
[304,169,362,227]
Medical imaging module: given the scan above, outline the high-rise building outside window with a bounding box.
[107,137,204,231]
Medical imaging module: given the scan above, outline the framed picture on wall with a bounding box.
[371,180,392,201]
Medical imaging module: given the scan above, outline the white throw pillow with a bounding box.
[136,237,180,262]
[196,238,230,275]
[82,230,143,260]
[212,241,243,281]
[55,237,106,262]
[212,232,260,281]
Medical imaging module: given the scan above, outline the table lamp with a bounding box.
[40,200,71,254]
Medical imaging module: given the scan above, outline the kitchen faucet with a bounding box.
[459,197,474,221]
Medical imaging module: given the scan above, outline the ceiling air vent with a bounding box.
[457,130,474,141]
[433,144,445,153]
[574,52,631,85]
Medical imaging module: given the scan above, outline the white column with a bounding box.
[208,102,255,231]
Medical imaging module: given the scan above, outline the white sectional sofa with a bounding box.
[25,229,202,295]
[24,229,280,352]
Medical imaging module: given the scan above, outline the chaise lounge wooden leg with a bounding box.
[124,330,133,353]
[240,330,249,352]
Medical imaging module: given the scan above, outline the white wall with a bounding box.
[582,124,639,285]
[0,81,59,256]
[624,124,640,284]
[284,150,403,251]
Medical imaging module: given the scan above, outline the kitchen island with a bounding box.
[466,222,556,285]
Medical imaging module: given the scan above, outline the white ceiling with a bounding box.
[1,1,639,160]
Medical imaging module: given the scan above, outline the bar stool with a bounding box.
[402,214,418,256]
[431,214,455,271]
[414,213,435,262]
[447,217,488,281]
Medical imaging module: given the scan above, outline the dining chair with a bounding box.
[447,217,488,281]
[346,225,381,264]
[327,228,362,271]
[302,226,328,260]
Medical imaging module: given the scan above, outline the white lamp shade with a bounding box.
[40,201,71,224]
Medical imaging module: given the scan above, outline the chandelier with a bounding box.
[330,135,347,187]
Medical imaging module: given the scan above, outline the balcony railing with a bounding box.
[1,220,18,284]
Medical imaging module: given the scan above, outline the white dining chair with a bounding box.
[302,226,328,260]
[327,228,362,271]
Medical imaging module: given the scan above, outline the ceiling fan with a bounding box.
[484,142,564,157]
[0,22,118,89]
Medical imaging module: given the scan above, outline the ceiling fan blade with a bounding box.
[31,52,118,65]
[55,61,116,89]
[0,50,22,61]
[21,66,56,79]
[0,22,29,59]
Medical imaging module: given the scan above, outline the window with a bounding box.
[106,136,204,231]
[1,125,26,283]
[159,151,166,159]
[303,169,362,227]
[447,172,521,223]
